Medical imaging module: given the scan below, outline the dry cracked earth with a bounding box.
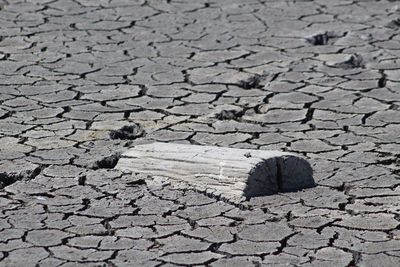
[0,0,400,266]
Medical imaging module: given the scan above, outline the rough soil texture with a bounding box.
[0,0,399,266]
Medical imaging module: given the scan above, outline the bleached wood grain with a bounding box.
[116,142,314,200]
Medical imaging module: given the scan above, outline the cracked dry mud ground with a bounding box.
[0,0,400,266]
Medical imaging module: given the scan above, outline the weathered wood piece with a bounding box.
[115,142,314,199]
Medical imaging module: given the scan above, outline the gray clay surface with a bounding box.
[0,0,399,266]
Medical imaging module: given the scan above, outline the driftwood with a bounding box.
[115,142,314,199]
